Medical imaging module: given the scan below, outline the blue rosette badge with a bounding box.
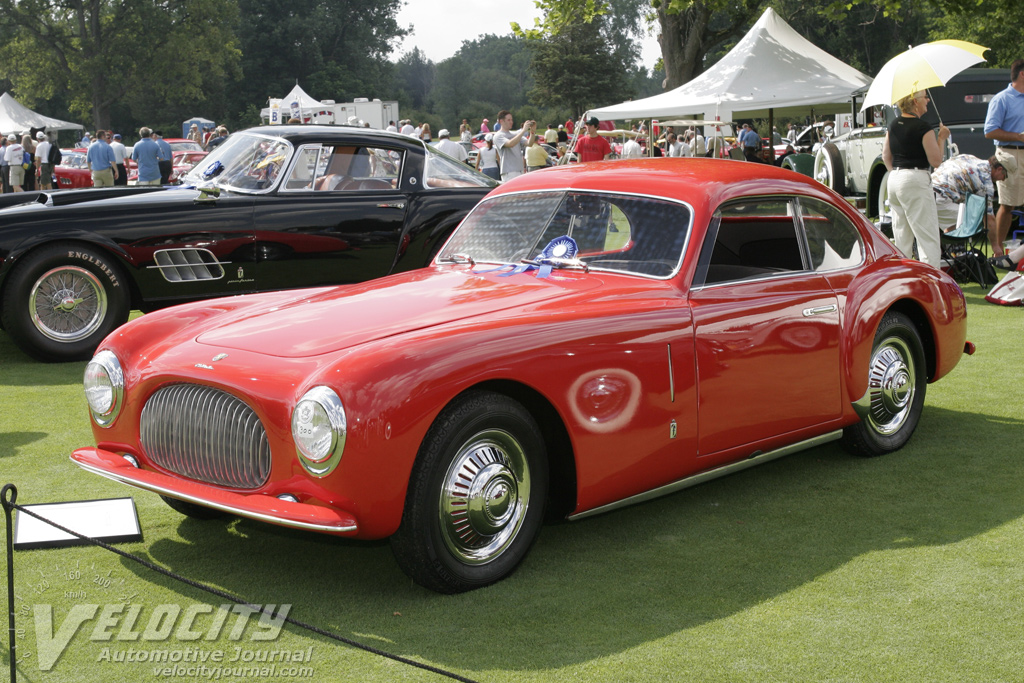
[482,236,584,278]
[533,235,579,278]
[540,235,578,261]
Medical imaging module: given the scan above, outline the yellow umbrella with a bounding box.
[860,40,988,111]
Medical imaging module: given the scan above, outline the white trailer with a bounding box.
[309,99,400,129]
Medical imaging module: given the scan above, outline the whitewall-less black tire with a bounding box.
[842,311,927,457]
[391,390,548,593]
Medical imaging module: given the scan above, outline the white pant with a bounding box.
[888,168,941,267]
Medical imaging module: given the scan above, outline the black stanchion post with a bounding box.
[2,483,18,683]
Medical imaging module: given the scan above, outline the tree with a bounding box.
[928,0,1024,68]
[229,0,406,122]
[0,0,242,130]
[529,15,631,117]
[654,0,762,90]
[513,0,761,92]
[394,48,435,111]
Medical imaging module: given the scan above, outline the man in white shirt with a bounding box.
[621,137,643,158]
[109,133,127,185]
[34,132,53,190]
[689,129,706,156]
[433,129,468,163]
[400,120,415,136]
[4,134,25,192]
[493,109,534,180]
[665,133,685,157]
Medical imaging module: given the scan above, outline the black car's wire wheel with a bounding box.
[1,243,130,362]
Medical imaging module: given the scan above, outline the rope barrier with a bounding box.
[1,483,481,683]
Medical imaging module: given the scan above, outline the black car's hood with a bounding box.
[0,185,248,218]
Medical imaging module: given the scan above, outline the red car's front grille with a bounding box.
[140,383,271,489]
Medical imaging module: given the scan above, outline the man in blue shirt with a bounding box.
[984,58,1024,257]
[131,127,162,185]
[739,123,763,163]
[86,129,118,186]
[154,131,173,184]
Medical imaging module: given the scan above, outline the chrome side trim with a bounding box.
[666,343,675,403]
[74,462,357,533]
[568,430,843,521]
[803,304,838,317]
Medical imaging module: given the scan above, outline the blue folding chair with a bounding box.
[942,193,998,286]
[942,192,988,256]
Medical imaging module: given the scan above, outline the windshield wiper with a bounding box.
[442,253,475,265]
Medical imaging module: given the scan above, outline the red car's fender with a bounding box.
[836,255,968,410]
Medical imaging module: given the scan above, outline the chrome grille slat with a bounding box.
[141,383,270,489]
[150,248,226,282]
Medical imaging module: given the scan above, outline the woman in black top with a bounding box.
[882,90,949,267]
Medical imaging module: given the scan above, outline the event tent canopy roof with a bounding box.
[588,8,872,121]
[0,92,82,136]
[259,83,324,119]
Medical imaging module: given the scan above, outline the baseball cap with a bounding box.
[36,131,46,140]
[438,129,450,138]
[586,116,599,126]
[996,152,1018,175]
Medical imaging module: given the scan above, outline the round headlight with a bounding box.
[84,350,124,427]
[292,387,346,476]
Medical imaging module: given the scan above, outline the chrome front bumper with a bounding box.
[71,447,358,534]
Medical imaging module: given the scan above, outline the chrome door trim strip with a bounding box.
[568,430,843,521]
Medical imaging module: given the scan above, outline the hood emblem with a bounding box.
[212,353,229,362]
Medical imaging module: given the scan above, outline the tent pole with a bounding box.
[768,109,776,164]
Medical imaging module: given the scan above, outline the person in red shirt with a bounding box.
[573,117,612,163]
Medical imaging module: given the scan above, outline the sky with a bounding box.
[389,0,661,67]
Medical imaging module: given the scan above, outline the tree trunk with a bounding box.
[658,1,712,90]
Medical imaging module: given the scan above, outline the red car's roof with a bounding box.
[491,158,838,216]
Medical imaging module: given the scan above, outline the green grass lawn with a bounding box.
[2,285,1022,682]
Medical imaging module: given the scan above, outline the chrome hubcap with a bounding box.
[439,429,531,565]
[30,266,108,342]
[866,337,915,435]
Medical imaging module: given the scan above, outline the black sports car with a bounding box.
[0,126,497,362]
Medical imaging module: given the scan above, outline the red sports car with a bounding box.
[53,148,92,189]
[73,159,971,593]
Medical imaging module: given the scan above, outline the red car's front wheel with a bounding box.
[391,390,548,593]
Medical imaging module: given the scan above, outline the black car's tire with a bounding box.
[160,495,228,520]
[814,142,847,196]
[842,311,927,457]
[1,243,130,362]
[391,390,548,593]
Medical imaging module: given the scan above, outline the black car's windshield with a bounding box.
[184,133,292,192]
[423,146,497,189]
[439,190,692,279]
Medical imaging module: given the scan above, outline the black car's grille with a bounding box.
[140,384,270,489]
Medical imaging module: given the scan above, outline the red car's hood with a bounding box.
[195,266,602,357]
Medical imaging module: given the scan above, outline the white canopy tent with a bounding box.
[587,8,871,124]
[259,83,326,123]
[0,92,82,137]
